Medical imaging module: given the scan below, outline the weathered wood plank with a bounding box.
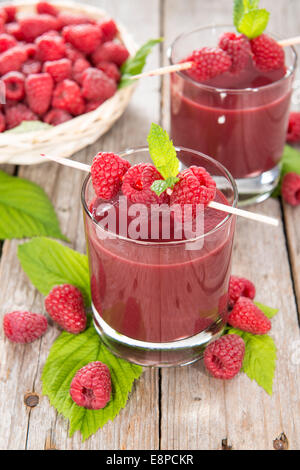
[278,0,300,319]
[0,0,160,450]
[160,0,300,450]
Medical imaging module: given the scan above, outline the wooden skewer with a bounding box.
[42,154,279,227]
[129,36,300,80]
[278,36,300,47]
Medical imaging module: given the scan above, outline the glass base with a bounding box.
[235,165,280,207]
[92,303,225,367]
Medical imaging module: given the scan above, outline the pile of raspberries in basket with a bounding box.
[0,1,130,131]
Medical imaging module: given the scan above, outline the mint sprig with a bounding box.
[119,38,163,89]
[233,0,270,39]
[0,170,66,241]
[147,123,180,196]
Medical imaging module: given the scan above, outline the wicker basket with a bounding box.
[0,0,137,165]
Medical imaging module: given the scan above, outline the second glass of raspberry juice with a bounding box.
[82,147,238,367]
[169,25,297,205]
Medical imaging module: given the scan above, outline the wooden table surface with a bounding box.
[1,0,300,450]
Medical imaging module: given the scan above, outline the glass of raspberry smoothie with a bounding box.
[82,147,238,367]
[169,25,297,205]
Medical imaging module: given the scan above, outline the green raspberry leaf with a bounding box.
[18,237,91,305]
[119,38,163,89]
[255,302,278,319]
[42,318,142,441]
[273,145,300,197]
[0,171,66,241]
[147,123,180,181]
[237,8,270,38]
[4,120,53,134]
[227,327,277,395]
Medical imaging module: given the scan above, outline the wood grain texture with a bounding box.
[0,0,300,451]
[0,0,160,450]
[160,0,300,450]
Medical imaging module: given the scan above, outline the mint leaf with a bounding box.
[233,0,246,29]
[42,318,142,441]
[0,171,65,241]
[147,123,179,180]
[4,120,53,134]
[18,237,91,305]
[227,328,276,395]
[151,180,169,197]
[255,302,278,319]
[119,38,163,89]
[273,145,300,197]
[151,176,179,196]
[237,8,270,38]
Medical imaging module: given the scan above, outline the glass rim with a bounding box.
[167,23,298,94]
[81,145,238,247]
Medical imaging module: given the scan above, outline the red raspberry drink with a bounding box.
[169,26,297,205]
[82,147,237,367]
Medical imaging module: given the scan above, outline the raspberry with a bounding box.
[57,12,96,29]
[25,73,53,115]
[170,166,216,211]
[81,67,116,102]
[5,103,38,129]
[122,163,168,205]
[43,58,72,82]
[251,34,285,72]
[19,14,60,42]
[5,22,24,41]
[228,297,271,335]
[62,24,103,54]
[35,33,66,61]
[228,275,256,308]
[44,107,72,125]
[186,47,232,82]
[91,41,129,67]
[85,100,104,112]
[3,311,47,344]
[72,57,90,83]
[91,152,131,199]
[37,2,59,17]
[2,71,25,101]
[0,111,5,132]
[24,43,38,59]
[0,46,27,75]
[204,334,245,380]
[65,43,84,62]
[0,8,7,26]
[52,79,85,115]
[99,19,118,42]
[3,6,17,23]
[287,112,300,143]
[22,59,42,75]
[0,33,17,52]
[70,361,111,410]
[281,172,300,206]
[96,61,121,82]
[45,284,87,334]
[218,32,252,74]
